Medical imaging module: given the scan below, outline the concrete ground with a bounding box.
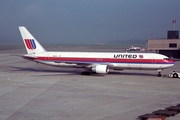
[0,48,180,120]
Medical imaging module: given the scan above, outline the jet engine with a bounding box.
[92,65,109,74]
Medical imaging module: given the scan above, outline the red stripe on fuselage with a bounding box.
[35,57,173,64]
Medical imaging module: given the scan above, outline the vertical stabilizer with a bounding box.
[19,26,46,54]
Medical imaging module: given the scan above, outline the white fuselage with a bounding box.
[24,52,174,70]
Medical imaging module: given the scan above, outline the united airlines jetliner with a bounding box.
[19,26,174,76]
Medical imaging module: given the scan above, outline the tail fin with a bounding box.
[19,26,46,54]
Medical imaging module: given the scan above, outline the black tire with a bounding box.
[173,73,178,78]
[81,71,91,75]
[81,71,85,75]
[157,73,161,77]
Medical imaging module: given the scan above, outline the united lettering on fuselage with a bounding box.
[114,54,137,58]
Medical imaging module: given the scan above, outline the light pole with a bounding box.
[150,33,154,39]
[172,20,177,30]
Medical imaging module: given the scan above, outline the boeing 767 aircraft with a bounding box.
[19,26,174,76]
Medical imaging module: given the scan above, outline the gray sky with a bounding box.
[0,0,180,45]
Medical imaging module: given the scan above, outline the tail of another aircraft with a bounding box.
[19,26,46,54]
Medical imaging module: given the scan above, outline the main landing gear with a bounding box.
[81,71,91,75]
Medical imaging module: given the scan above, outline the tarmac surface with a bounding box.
[0,47,180,120]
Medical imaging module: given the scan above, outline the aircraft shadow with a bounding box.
[7,66,105,77]
[109,71,156,77]
[7,66,80,74]
[7,66,157,77]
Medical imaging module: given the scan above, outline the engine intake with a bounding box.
[92,65,109,74]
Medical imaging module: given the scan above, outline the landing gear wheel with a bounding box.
[157,71,162,77]
[173,73,178,78]
[81,71,91,75]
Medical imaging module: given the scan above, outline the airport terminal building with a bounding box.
[147,30,180,58]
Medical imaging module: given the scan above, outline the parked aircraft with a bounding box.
[19,26,174,76]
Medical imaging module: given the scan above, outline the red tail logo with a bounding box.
[24,39,36,49]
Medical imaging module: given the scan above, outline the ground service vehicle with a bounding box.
[169,71,180,78]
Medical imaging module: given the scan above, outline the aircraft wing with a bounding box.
[35,59,112,68]
[11,54,37,59]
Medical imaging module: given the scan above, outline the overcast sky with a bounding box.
[0,0,180,45]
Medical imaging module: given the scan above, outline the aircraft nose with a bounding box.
[167,60,174,67]
[169,62,174,67]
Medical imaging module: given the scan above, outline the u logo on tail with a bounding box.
[24,39,36,49]
[19,26,46,54]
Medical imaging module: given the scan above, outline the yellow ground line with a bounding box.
[0,72,33,87]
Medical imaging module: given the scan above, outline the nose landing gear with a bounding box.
[157,72,162,77]
[157,70,162,77]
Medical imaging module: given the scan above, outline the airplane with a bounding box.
[18,26,174,76]
[126,46,141,51]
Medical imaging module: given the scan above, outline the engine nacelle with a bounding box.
[92,65,109,74]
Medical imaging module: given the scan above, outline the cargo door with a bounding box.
[129,58,141,69]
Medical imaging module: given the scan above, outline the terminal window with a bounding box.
[169,43,177,48]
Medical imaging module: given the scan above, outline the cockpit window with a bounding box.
[164,58,170,60]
